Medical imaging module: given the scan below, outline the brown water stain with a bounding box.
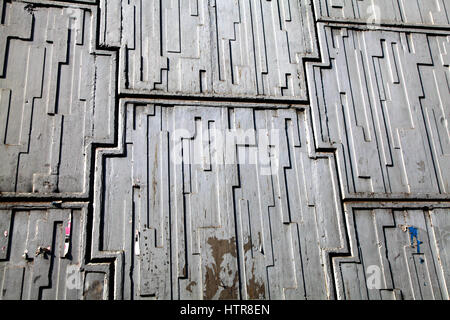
[243,237,265,299]
[186,280,197,293]
[203,236,238,300]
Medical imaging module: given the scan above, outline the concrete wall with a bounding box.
[0,0,449,300]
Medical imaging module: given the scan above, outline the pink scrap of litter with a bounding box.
[65,221,71,236]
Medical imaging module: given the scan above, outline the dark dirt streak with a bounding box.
[83,280,103,300]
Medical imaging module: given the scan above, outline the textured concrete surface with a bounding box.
[0,0,449,300]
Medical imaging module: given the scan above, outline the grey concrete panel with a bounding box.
[90,100,346,299]
[307,24,450,199]
[0,1,116,198]
[314,0,450,27]
[0,203,111,300]
[99,0,318,101]
[333,203,450,300]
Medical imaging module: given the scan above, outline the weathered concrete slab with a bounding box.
[0,1,116,198]
[307,24,450,199]
[91,100,345,299]
[0,203,111,300]
[333,203,450,300]
[99,0,318,101]
[314,0,450,27]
